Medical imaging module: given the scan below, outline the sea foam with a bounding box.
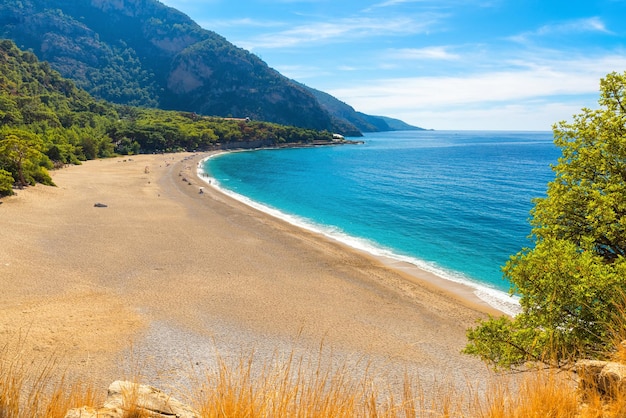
[198,152,521,316]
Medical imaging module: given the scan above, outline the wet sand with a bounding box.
[0,152,504,397]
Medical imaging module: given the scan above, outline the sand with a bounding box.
[0,152,505,397]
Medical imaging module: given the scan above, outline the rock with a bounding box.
[65,380,200,418]
[94,203,108,208]
[64,406,121,418]
[576,359,608,376]
[599,362,626,395]
[576,359,626,397]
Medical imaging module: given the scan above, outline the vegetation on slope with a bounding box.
[0,0,362,134]
[0,40,335,196]
[299,81,425,135]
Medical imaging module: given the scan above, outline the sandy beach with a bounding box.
[0,152,504,398]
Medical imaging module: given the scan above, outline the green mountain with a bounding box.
[0,39,342,195]
[358,113,427,131]
[299,83,425,134]
[0,0,422,136]
[0,0,340,132]
[0,0,348,135]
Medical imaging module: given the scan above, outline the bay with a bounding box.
[203,130,561,314]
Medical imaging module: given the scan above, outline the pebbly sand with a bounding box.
[0,152,508,400]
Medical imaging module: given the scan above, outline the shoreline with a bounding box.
[1,151,505,397]
[198,151,516,317]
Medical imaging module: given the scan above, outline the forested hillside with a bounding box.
[0,0,370,134]
[0,40,337,196]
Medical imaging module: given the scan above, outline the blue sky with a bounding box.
[158,0,626,130]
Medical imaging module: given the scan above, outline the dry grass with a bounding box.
[3,339,626,417]
[470,370,579,418]
[0,341,101,418]
[189,350,429,418]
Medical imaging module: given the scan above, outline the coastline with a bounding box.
[199,151,517,317]
[0,151,504,397]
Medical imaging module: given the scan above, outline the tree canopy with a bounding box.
[464,71,626,369]
[0,0,359,133]
[0,40,336,196]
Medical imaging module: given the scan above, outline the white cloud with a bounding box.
[196,17,286,30]
[395,102,586,131]
[368,0,417,7]
[274,64,333,80]
[326,55,626,130]
[537,17,611,35]
[238,16,440,49]
[385,46,461,60]
[159,0,219,7]
[365,0,498,11]
[330,71,589,109]
[510,17,612,43]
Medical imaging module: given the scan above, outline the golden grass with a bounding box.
[189,350,426,418]
[0,341,101,418]
[3,340,626,417]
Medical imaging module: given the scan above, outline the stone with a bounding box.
[64,380,200,418]
[64,406,122,418]
[599,362,626,395]
[576,359,626,397]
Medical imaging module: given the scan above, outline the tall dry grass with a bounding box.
[2,339,626,417]
[188,349,434,417]
[0,341,101,418]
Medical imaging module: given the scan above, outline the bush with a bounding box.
[0,169,14,196]
[465,72,626,369]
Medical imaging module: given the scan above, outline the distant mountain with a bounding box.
[359,114,427,131]
[299,83,425,133]
[0,0,420,135]
[0,39,347,192]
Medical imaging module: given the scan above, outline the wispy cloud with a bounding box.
[510,17,612,43]
[385,46,461,60]
[238,16,440,49]
[326,54,626,129]
[538,17,611,35]
[392,101,584,130]
[274,64,334,80]
[196,17,286,30]
[365,0,496,11]
[368,0,418,7]
[159,0,219,7]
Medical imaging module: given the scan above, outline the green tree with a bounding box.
[465,71,626,369]
[0,128,46,188]
[0,169,15,196]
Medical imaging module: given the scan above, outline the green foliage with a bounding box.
[107,108,333,154]
[465,71,626,369]
[0,39,336,191]
[0,127,49,188]
[0,168,14,196]
[0,0,353,133]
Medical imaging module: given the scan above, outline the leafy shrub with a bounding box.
[0,169,14,196]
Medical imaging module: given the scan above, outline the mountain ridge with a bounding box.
[0,37,349,194]
[0,0,423,135]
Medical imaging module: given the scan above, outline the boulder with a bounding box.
[64,406,121,418]
[65,380,200,418]
[576,359,626,397]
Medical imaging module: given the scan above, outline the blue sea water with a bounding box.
[203,130,560,314]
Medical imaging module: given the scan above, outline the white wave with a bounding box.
[198,153,521,316]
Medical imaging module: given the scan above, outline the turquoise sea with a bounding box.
[202,130,561,314]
